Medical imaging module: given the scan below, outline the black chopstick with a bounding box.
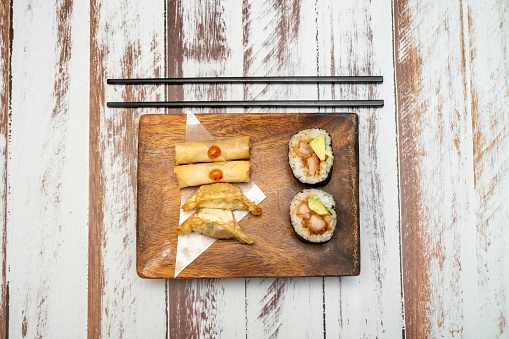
[107,75,383,85]
[107,100,384,108]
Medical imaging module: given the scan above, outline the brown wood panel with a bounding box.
[90,0,167,337]
[393,1,425,336]
[89,1,105,337]
[137,113,359,278]
[395,0,481,337]
[166,1,240,337]
[167,0,183,104]
[0,0,10,337]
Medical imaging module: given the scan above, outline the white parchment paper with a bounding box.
[174,112,266,277]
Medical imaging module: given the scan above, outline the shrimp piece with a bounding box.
[307,154,319,176]
[308,214,326,232]
[297,141,313,157]
[297,202,311,218]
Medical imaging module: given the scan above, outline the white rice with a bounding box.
[289,189,337,243]
[288,128,334,185]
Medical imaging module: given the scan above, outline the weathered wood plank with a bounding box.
[242,0,320,114]
[242,0,329,336]
[313,0,403,337]
[169,279,246,338]
[166,0,326,337]
[0,0,10,337]
[179,0,244,113]
[90,0,167,337]
[167,0,184,105]
[395,0,480,337]
[167,1,247,337]
[468,1,509,337]
[168,0,403,337]
[8,0,88,337]
[246,278,324,337]
[241,1,326,337]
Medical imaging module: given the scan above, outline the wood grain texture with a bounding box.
[5,0,505,337]
[468,1,509,337]
[241,1,332,336]
[169,278,246,338]
[167,1,249,338]
[313,1,403,337]
[137,113,359,278]
[245,277,325,338]
[167,0,184,104]
[89,0,167,338]
[168,0,402,338]
[89,2,103,336]
[8,0,88,337]
[0,0,10,337]
[178,0,244,113]
[395,0,483,337]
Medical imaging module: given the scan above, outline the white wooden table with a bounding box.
[1,0,507,337]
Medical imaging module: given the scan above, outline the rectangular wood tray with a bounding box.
[136,113,359,279]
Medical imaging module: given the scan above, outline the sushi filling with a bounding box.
[296,201,332,235]
[294,141,320,176]
[288,129,334,185]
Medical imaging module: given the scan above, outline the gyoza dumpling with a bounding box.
[182,183,262,215]
[176,208,254,244]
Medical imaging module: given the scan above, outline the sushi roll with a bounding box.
[289,189,337,243]
[288,128,334,186]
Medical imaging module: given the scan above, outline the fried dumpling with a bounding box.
[182,183,262,215]
[176,208,254,244]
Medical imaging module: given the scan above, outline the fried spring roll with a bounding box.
[174,136,250,165]
[174,161,250,188]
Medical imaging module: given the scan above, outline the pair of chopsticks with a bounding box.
[106,76,384,108]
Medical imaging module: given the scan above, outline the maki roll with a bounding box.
[289,189,337,243]
[288,128,334,185]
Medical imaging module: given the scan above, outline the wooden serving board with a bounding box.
[137,113,359,279]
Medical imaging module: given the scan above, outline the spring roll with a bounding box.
[174,161,250,188]
[174,136,250,165]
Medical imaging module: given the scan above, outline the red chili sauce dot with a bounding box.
[207,145,221,159]
[209,169,223,182]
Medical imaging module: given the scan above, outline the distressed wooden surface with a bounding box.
[7,0,89,337]
[468,2,509,337]
[167,0,402,338]
[0,1,10,338]
[395,0,509,337]
[0,0,507,337]
[89,0,167,337]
